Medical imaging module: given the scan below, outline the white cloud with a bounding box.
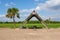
[0,14,20,22]
[20,9,29,13]
[10,2,16,6]
[46,0,60,7]
[5,3,10,7]
[34,0,39,2]
[50,14,60,19]
[20,9,35,13]
[0,14,5,17]
[20,6,41,13]
[35,6,40,11]
[5,2,16,7]
[35,0,60,11]
[20,7,41,13]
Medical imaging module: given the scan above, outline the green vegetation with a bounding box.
[0,21,60,28]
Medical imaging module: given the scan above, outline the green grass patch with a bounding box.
[0,23,60,28]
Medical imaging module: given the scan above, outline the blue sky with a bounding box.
[0,0,60,22]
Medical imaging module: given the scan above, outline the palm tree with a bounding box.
[6,7,20,28]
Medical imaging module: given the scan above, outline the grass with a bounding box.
[0,23,21,28]
[0,23,60,28]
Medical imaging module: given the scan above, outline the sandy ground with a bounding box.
[0,28,60,40]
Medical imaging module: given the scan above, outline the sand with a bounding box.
[0,28,60,40]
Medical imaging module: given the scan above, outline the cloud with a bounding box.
[0,14,21,22]
[0,14,5,17]
[10,2,16,5]
[20,9,35,13]
[49,14,60,21]
[20,9,29,13]
[42,13,60,21]
[0,14,12,22]
[50,14,60,19]
[49,5,60,10]
[36,0,60,11]
[35,6,40,11]
[46,0,60,11]
[0,17,13,22]
[34,0,39,2]
[5,2,16,7]
[5,3,11,7]
[20,6,41,13]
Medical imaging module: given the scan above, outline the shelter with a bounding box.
[20,10,48,29]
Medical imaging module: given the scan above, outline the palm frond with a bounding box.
[17,13,20,18]
[7,8,12,13]
[12,8,19,13]
[6,13,12,19]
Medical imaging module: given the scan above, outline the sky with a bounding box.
[0,0,60,22]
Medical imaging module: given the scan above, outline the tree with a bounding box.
[6,7,20,28]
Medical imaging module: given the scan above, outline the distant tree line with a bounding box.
[45,19,60,23]
[0,20,60,24]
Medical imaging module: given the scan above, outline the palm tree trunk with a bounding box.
[13,16,16,29]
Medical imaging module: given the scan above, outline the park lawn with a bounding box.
[0,23,60,28]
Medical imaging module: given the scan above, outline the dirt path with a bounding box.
[0,28,60,40]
